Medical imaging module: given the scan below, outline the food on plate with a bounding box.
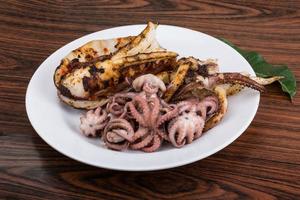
[54,22,177,109]
[79,70,277,152]
[54,22,281,152]
[80,74,219,152]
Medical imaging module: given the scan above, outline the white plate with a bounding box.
[26,24,259,171]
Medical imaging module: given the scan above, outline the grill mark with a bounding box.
[197,64,209,77]
[58,84,73,99]
[88,65,105,75]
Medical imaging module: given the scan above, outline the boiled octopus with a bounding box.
[168,96,218,147]
[79,74,219,152]
[79,107,108,137]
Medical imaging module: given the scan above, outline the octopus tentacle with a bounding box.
[194,117,205,139]
[103,118,135,151]
[142,135,162,152]
[168,122,186,148]
[197,96,219,119]
[204,86,227,132]
[106,93,135,117]
[105,142,129,151]
[177,123,188,145]
[106,129,126,143]
[133,126,149,141]
[134,95,151,120]
[107,102,124,116]
[128,95,150,127]
[216,73,265,92]
[143,82,159,95]
[224,75,283,96]
[186,125,195,144]
[96,107,108,123]
[177,101,194,114]
[130,134,153,150]
[149,97,160,127]
[157,106,178,127]
[156,128,169,141]
[119,103,131,119]
[160,99,172,109]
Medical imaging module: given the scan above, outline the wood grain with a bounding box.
[0,0,299,199]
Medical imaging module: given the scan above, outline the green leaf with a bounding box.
[218,38,297,100]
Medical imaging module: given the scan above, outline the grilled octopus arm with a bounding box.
[224,74,283,96]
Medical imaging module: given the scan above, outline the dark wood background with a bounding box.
[0,0,299,199]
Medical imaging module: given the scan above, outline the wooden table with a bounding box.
[1,1,299,199]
